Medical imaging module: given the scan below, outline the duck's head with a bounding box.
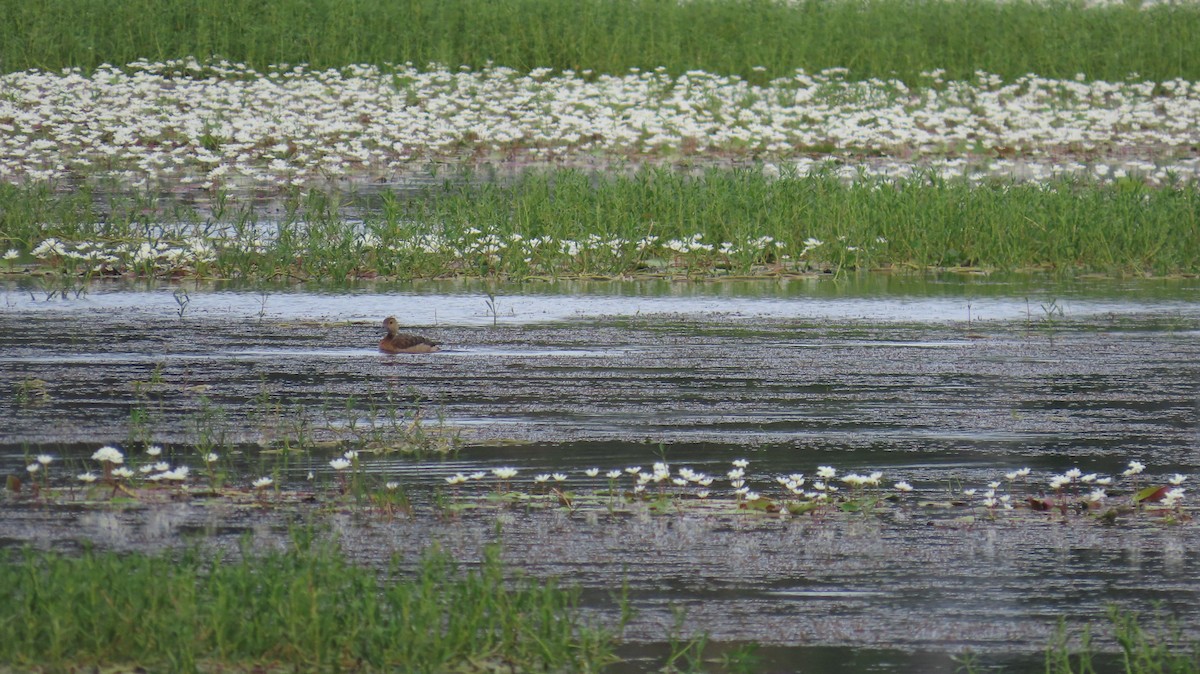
[383,316,399,333]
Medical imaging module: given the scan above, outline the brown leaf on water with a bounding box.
[1027,497,1054,511]
[551,487,574,510]
[5,474,20,493]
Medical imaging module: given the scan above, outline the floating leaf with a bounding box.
[1135,485,1169,503]
[786,502,819,516]
[5,475,20,493]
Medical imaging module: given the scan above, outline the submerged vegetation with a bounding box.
[2,0,1200,84]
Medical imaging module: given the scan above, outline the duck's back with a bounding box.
[380,332,441,354]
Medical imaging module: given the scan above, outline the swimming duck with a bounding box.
[379,316,440,354]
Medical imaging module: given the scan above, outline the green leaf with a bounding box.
[1135,485,1169,503]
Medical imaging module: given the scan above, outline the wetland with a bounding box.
[2,274,1198,672]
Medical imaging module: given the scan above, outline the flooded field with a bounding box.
[2,273,1199,672]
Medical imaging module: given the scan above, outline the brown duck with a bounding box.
[379,316,440,354]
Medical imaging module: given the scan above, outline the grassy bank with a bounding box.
[0,534,619,672]
[2,169,1198,280]
[2,0,1199,83]
[0,529,1196,673]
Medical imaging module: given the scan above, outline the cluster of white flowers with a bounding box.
[3,60,1200,193]
[28,236,217,273]
[26,228,806,276]
[80,444,192,482]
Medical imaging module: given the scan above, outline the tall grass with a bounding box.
[1,0,1199,84]
[3,169,1198,279]
[0,533,619,672]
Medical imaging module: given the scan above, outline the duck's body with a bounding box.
[379,316,441,354]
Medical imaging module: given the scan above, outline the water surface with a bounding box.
[1,274,1198,672]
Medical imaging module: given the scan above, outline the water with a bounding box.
[5,274,1199,324]
[1,274,1198,671]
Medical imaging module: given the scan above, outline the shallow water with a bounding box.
[1,274,1199,671]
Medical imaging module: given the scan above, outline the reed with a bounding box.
[3,169,1198,279]
[1,0,1199,84]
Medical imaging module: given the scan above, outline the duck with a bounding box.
[378,316,441,354]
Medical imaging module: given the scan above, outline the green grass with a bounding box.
[3,169,1199,280]
[0,532,620,673]
[2,0,1199,84]
[1044,606,1200,674]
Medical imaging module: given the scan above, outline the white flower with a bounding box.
[146,445,163,457]
[625,466,642,475]
[343,450,358,461]
[3,249,18,261]
[445,473,467,485]
[203,453,218,463]
[385,481,400,490]
[551,473,567,482]
[252,477,273,489]
[26,463,39,474]
[36,454,53,466]
[732,459,749,468]
[962,489,977,496]
[92,445,124,464]
[584,468,600,477]
[842,474,866,487]
[77,472,98,483]
[329,458,352,471]
[745,492,760,501]
[492,467,518,479]
[727,468,744,480]
[1123,461,1145,477]
[1065,468,1082,480]
[605,470,622,479]
[1169,474,1187,486]
[1084,489,1106,503]
[1162,488,1185,507]
[894,481,913,492]
[817,466,836,479]
[469,472,486,480]
[534,474,551,483]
